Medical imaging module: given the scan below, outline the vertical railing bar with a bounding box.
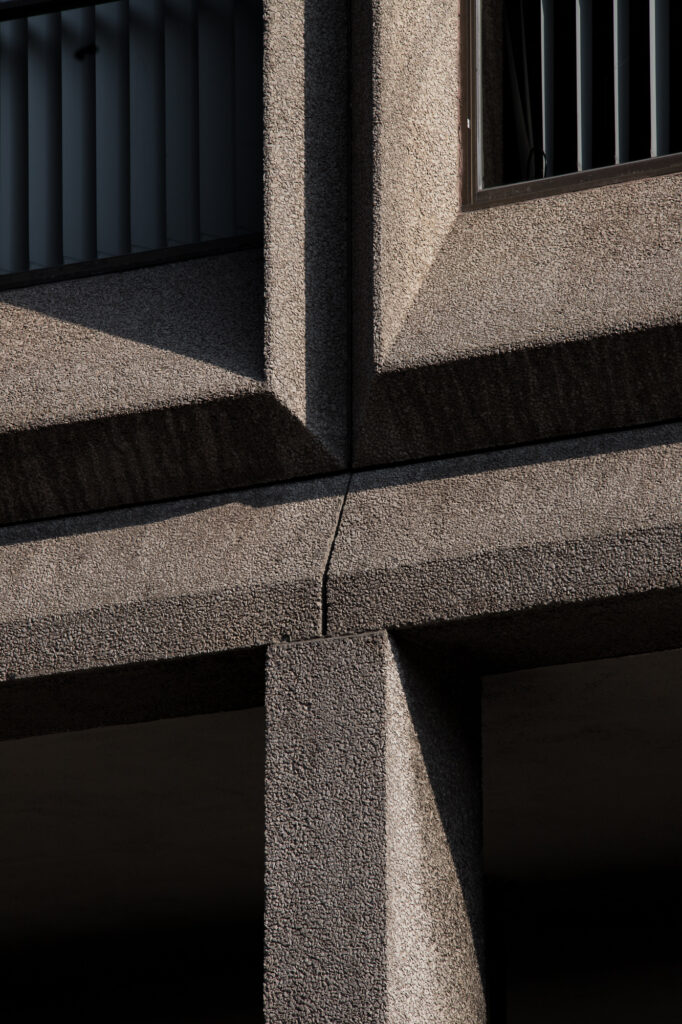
[95,0,130,256]
[156,0,166,247]
[51,12,63,264]
[83,4,97,257]
[233,0,262,231]
[230,0,237,229]
[541,0,554,177]
[189,0,200,240]
[518,0,535,173]
[61,5,97,261]
[0,19,29,271]
[198,0,234,239]
[613,0,629,163]
[474,0,484,191]
[27,10,63,268]
[129,0,166,250]
[165,0,201,244]
[649,0,669,156]
[120,0,131,251]
[576,0,593,171]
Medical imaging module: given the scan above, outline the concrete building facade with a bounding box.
[0,1,681,1021]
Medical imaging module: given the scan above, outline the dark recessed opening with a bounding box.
[0,705,265,1023]
[482,647,682,1022]
[475,0,681,199]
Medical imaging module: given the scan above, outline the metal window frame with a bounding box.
[462,0,682,210]
[0,0,263,291]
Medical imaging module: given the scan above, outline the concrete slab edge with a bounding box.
[1,422,679,688]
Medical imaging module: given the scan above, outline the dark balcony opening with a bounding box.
[0,705,265,1022]
[0,0,263,284]
[482,647,682,1022]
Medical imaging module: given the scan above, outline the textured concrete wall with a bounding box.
[264,0,348,455]
[329,423,682,639]
[0,474,348,682]
[3,423,680,686]
[265,632,485,1023]
[353,0,682,464]
[1,0,350,527]
[368,0,461,360]
[2,4,680,1018]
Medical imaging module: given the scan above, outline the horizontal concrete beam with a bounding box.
[328,423,682,658]
[2,422,679,692]
[0,474,348,682]
[0,648,265,742]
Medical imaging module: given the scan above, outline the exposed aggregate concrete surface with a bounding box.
[265,633,485,1024]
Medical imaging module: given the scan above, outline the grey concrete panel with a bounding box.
[353,0,682,463]
[0,250,343,525]
[264,0,349,459]
[265,632,485,1024]
[355,321,682,465]
[0,647,265,741]
[482,647,682,876]
[0,388,339,526]
[0,0,349,525]
[0,473,348,681]
[328,424,682,638]
[0,251,265,429]
[352,0,461,365]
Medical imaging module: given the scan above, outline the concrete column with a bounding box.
[265,631,486,1024]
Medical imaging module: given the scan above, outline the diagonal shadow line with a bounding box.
[0,417,678,546]
[0,245,266,379]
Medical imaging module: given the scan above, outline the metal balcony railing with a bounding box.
[0,0,262,284]
[474,0,681,195]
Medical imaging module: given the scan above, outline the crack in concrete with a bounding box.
[321,472,353,636]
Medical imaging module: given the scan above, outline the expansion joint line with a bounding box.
[321,472,353,636]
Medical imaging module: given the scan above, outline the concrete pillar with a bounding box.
[265,631,486,1023]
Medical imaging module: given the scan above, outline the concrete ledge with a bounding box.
[329,424,682,648]
[0,0,349,525]
[356,318,682,465]
[3,419,679,690]
[0,474,348,682]
[353,0,682,464]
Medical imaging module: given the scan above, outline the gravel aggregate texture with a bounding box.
[265,632,485,1023]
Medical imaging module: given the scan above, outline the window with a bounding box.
[0,0,262,286]
[466,0,682,205]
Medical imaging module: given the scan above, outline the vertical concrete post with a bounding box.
[265,631,486,1024]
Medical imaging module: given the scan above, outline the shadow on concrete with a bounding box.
[349,419,682,488]
[0,702,266,1020]
[1,414,677,547]
[0,471,350,547]
[303,0,350,455]
[0,646,266,740]
[394,640,487,996]
[1,246,265,380]
[0,919,265,1023]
